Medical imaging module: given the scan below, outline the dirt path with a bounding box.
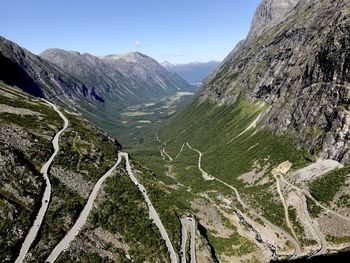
[186,143,214,181]
[15,100,69,263]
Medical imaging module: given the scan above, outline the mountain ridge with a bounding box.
[199,0,350,164]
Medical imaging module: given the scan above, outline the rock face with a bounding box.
[200,0,350,163]
[247,0,300,40]
[0,36,92,107]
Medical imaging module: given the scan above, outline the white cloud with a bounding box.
[134,40,142,48]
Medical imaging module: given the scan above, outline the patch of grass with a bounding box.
[207,232,256,258]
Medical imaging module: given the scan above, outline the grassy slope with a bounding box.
[158,98,309,225]
[128,97,311,258]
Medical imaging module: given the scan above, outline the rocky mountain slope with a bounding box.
[162,60,220,84]
[0,83,187,262]
[247,0,300,40]
[201,0,350,164]
[0,36,195,143]
[0,36,94,108]
[146,0,350,261]
[40,49,195,105]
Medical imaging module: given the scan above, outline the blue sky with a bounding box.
[0,0,260,63]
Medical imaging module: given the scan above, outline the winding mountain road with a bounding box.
[15,100,69,263]
[296,192,327,257]
[175,143,185,159]
[120,152,178,263]
[280,176,350,223]
[180,217,197,263]
[156,138,302,260]
[185,143,301,260]
[186,143,214,181]
[274,175,300,246]
[45,156,122,262]
[163,147,173,162]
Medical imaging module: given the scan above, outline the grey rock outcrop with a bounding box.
[247,0,300,40]
[0,36,93,106]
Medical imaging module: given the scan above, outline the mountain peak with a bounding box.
[101,51,150,63]
[247,0,300,40]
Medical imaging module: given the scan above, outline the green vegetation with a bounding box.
[309,166,350,204]
[28,109,121,259]
[0,85,60,262]
[288,206,313,246]
[156,98,309,228]
[208,230,256,259]
[90,167,169,262]
[55,113,120,181]
[128,97,312,250]
[29,178,85,259]
[210,212,256,258]
[326,235,350,244]
[337,194,350,208]
[131,160,193,251]
[160,99,309,178]
[306,196,322,218]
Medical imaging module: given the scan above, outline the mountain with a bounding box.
[0,36,97,108]
[150,0,350,260]
[102,52,196,92]
[201,0,350,164]
[0,36,196,143]
[247,0,300,40]
[208,0,300,81]
[0,82,185,262]
[40,49,195,105]
[162,60,220,84]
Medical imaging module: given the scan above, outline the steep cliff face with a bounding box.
[0,36,94,107]
[200,0,350,163]
[247,0,300,40]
